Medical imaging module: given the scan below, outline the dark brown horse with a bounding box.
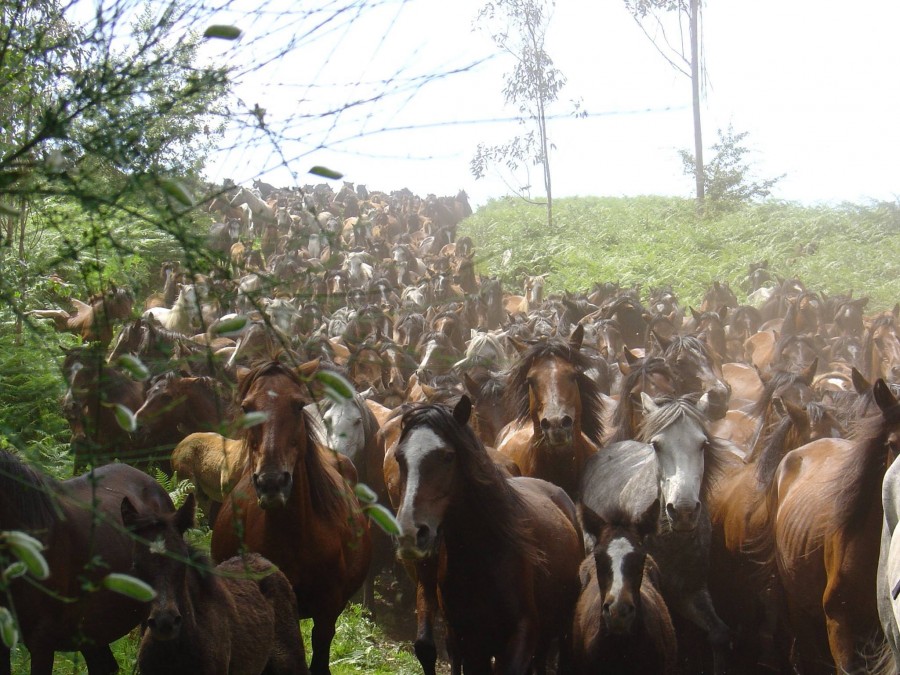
[606,352,677,444]
[497,325,605,498]
[61,344,145,472]
[395,398,583,674]
[211,361,371,675]
[0,452,173,674]
[133,372,235,471]
[122,494,308,675]
[573,501,677,675]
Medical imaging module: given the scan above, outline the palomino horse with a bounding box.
[0,451,174,675]
[759,378,899,673]
[579,394,732,674]
[171,432,245,526]
[211,361,371,675]
[497,325,605,498]
[573,501,678,674]
[122,494,307,675]
[394,398,583,674]
[61,343,145,472]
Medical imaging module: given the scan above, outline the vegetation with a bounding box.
[461,195,900,310]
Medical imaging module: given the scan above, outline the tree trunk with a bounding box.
[690,0,704,208]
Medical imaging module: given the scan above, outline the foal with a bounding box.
[122,494,307,675]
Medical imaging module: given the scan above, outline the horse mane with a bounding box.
[0,452,59,533]
[749,369,810,419]
[506,337,605,447]
[754,414,797,488]
[399,403,542,567]
[830,395,900,534]
[636,396,729,501]
[609,356,673,445]
[238,361,347,520]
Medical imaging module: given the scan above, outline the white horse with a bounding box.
[142,284,199,333]
[229,186,274,223]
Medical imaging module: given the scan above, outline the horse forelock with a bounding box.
[506,338,605,446]
[399,403,541,564]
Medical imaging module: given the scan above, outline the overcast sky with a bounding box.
[201,0,900,207]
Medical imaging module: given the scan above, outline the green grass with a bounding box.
[461,195,900,310]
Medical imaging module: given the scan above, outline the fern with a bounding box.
[152,468,193,508]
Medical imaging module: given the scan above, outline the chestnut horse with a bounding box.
[0,452,173,675]
[497,325,605,498]
[757,379,899,673]
[864,309,900,384]
[211,360,371,675]
[394,398,583,674]
[122,494,307,675]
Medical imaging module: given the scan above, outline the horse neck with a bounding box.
[442,473,519,559]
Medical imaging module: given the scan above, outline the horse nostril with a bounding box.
[602,602,611,616]
[540,418,551,430]
[278,472,291,488]
[172,614,182,628]
[666,503,677,520]
[147,618,156,629]
[561,415,573,429]
[415,524,430,549]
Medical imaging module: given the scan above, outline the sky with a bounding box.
[200,0,900,208]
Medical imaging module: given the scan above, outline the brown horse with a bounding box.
[755,379,899,673]
[864,308,900,384]
[497,325,605,498]
[395,398,583,674]
[573,501,677,675]
[606,351,677,444]
[133,372,235,471]
[29,286,133,347]
[122,494,308,675]
[61,343,146,472]
[211,360,371,675]
[0,452,173,675]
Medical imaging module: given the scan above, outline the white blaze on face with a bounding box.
[606,536,634,600]
[397,427,445,538]
[654,420,706,514]
[324,400,364,462]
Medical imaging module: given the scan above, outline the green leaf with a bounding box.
[314,370,354,401]
[240,411,268,428]
[203,25,242,40]
[308,166,343,180]
[102,573,157,602]
[112,404,137,432]
[3,531,49,580]
[354,483,377,504]
[363,504,400,536]
[210,314,248,336]
[0,607,17,650]
[116,354,150,381]
[3,561,27,581]
[160,179,194,206]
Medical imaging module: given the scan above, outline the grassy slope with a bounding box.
[460,195,900,310]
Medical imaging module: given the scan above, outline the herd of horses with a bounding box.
[9,179,900,674]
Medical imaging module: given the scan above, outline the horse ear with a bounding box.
[121,497,140,530]
[295,359,320,380]
[652,329,672,352]
[578,504,606,538]
[175,493,196,535]
[781,397,809,429]
[850,367,870,395]
[690,306,702,324]
[771,396,786,417]
[453,395,472,426]
[799,358,818,386]
[569,324,584,351]
[640,392,659,415]
[510,336,529,355]
[874,379,899,414]
[637,499,661,539]
[717,306,728,321]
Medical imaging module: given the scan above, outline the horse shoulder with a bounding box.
[495,425,534,475]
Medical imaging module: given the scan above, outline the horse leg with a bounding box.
[675,587,732,675]
[0,644,9,675]
[309,614,337,675]
[81,645,119,675]
[413,558,440,675]
[27,648,58,675]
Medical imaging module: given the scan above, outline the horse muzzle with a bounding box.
[396,524,437,560]
[666,500,701,532]
[252,471,292,509]
[603,598,637,635]
[147,609,182,641]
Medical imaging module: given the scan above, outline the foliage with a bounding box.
[471,0,568,226]
[679,125,784,213]
[461,195,900,310]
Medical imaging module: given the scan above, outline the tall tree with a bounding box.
[624,0,705,207]
[471,0,568,228]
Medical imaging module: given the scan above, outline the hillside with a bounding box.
[459,196,900,309]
